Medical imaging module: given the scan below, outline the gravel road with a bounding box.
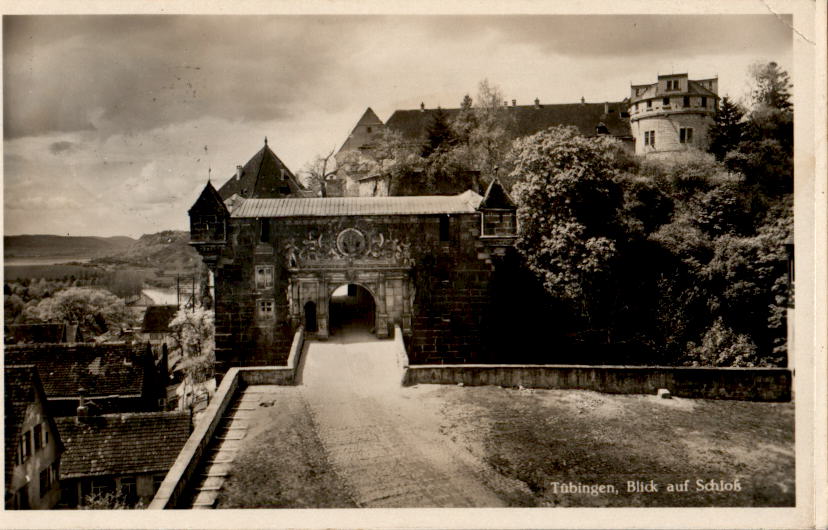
[299,325,527,507]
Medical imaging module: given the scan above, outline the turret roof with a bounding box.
[217,141,312,200]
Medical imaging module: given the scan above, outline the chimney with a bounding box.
[534,97,540,109]
[235,165,243,180]
[511,99,516,107]
[604,102,609,114]
[76,388,89,423]
[420,102,425,112]
[580,96,585,104]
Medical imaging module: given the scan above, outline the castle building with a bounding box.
[189,142,520,376]
[628,74,719,156]
[333,100,633,197]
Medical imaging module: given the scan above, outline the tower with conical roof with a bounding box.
[217,138,311,200]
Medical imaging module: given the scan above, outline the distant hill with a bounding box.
[94,230,200,271]
[5,235,136,260]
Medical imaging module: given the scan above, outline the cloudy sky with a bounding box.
[3,14,793,237]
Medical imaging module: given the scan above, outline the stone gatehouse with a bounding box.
[189,155,518,376]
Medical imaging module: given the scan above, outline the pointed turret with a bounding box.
[217,140,310,200]
[189,181,230,268]
[478,178,517,251]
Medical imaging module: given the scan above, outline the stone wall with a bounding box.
[211,210,508,374]
[403,364,792,402]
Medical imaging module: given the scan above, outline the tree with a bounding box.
[510,126,624,333]
[299,149,338,197]
[169,305,216,413]
[748,61,792,112]
[26,287,135,335]
[421,107,455,158]
[707,96,746,161]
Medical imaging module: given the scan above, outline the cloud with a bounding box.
[48,140,77,154]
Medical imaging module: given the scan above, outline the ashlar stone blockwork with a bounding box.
[190,175,517,377]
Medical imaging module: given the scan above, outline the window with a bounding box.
[280,168,288,181]
[646,100,652,109]
[701,96,707,107]
[257,300,275,319]
[119,476,137,502]
[22,431,32,461]
[366,126,372,133]
[650,130,655,147]
[439,215,450,242]
[255,265,274,289]
[34,425,43,451]
[634,103,639,112]
[259,219,270,243]
[43,428,48,447]
[662,97,670,106]
[683,96,690,107]
[644,130,656,147]
[91,477,114,496]
[39,466,53,498]
[680,127,694,144]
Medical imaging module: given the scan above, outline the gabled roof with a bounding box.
[229,190,483,218]
[384,102,632,145]
[5,343,151,399]
[188,181,229,216]
[355,107,383,127]
[217,140,312,200]
[4,323,82,344]
[5,365,63,486]
[141,305,179,334]
[55,411,190,478]
[336,107,386,156]
[479,179,516,209]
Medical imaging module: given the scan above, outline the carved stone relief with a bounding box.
[283,226,413,267]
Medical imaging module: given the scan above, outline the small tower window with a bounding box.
[366,126,372,133]
[257,300,275,320]
[680,128,694,144]
[683,96,690,107]
[259,219,270,243]
[701,96,707,107]
[646,100,652,109]
[255,265,274,289]
[439,215,450,242]
[662,97,670,106]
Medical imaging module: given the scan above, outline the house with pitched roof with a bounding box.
[5,343,164,417]
[4,322,83,345]
[331,99,633,197]
[5,365,64,510]
[55,410,191,507]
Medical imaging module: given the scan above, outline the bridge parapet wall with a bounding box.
[403,364,791,402]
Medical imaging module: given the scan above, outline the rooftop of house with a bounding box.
[4,322,82,344]
[629,78,719,104]
[383,101,632,145]
[5,365,62,486]
[228,190,485,218]
[216,140,314,200]
[4,343,151,400]
[141,305,179,334]
[55,411,191,479]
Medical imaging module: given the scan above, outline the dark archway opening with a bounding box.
[304,301,318,332]
[328,284,375,336]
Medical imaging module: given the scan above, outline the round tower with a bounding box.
[628,74,719,157]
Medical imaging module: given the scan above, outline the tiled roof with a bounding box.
[141,305,179,334]
[4,323,79,344]
[55,411,191,478]
[217,141,312,200]
[5,365,62,486]
[4,343,150,399]
[229,190,483,218]
[384,102,632,145]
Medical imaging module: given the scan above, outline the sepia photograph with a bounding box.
[2,1,823,529]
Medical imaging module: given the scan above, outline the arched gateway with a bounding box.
[188,143,517,376]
